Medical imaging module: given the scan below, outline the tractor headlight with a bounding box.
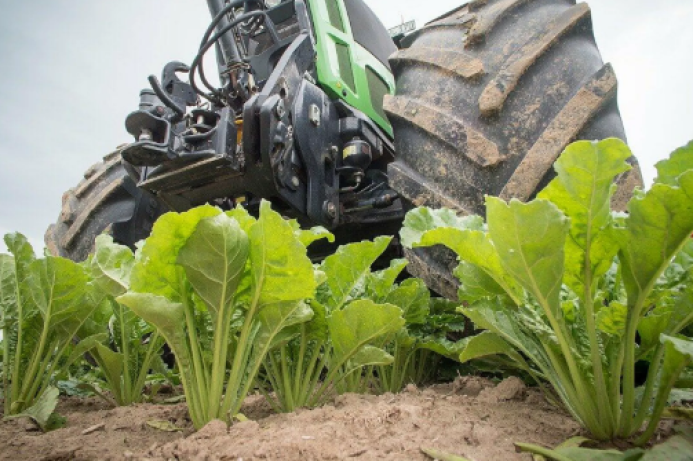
[265,0,282,8]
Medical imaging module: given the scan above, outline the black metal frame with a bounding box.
[120,0,403,233]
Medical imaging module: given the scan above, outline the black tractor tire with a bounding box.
[45,150,167,262]
[385,0,643,299]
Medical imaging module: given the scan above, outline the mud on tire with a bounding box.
[385,0,643,298]
[45,150,167,262]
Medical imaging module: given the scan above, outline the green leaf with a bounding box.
[384,278,430,325]
[249,201,316,309]
[225,206,257,233]
[130,205,221,301]
[296,226,335,248]
[641,435,693,461]
[516,442,644,461]
[418,336,466,360]
[29,256,96,336]
[539,139,631,248]
[4,233,36,277]
[640,335,693,444]
[256,301,314,351]
[400,207,483,249]
[117,293,186,352]
[90,235,134,297]
[347,345,394,370]
[453,261,507,302]
[93,343,125,401]
[556,436,595,450]
[416,226,523,304]
[321,237,391,310]
[177,214,249,321]
[421,447,472,461]
[661,335,693,366]
[4,386,60,431]
[487,197,569,319]
[597,302,628,337]
[328,300,404,367]
[459,331,529,369]
[619,171,693,307]
[538,146,630,299]
[64,333,108,370]
[146,419,184,432]
[655,141,693,186]
[0,255,16,352]
[306,300,329,341]
[366,258,408,302]
[461,301,547,373]
[638,311,673,351]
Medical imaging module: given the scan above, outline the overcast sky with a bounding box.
[0,0,692,254]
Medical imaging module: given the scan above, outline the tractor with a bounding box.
[46,0,642,297]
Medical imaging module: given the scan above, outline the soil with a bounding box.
[0,377,593,461]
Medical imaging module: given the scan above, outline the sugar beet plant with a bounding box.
[367,267,467,394]
[0,234,102,423]
[256,237,407,412]
[117,201,338,429]
[403,139,693,443]
[78,235,167,406]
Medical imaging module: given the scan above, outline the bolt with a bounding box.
[309,104,320,126]
[276,100,286,118]
[325,202,336,218]
[291,176,300,188]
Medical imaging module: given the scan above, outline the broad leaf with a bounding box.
[177,214,249,321]
[0,255,16,324]
[419,226,524,304]
[225,206,257,233]
[453,262,507,302]
[4,386,60,431]
[459,331,529,369]
[63,333,108,370]
[538,140,629,298]
[306,300,328,341]
[321,237,391,310]
[130,205,221,301]
[366,258,408,302]
[255,301,314,351]
[328,300,404,367]
[4,233,35,279]
[384,278,430,325]
[249,201,316,310]
[655,141,693,186]
[619,171,693,308]
[94,342,125,400]
[400,206,483,249]
[347,345,394,371]
[487,197,569,319]
[641,435,693,461]
[117,293,186,352]
[295,225,335,248]
[28,256,95,337]
[597,302,628,337]
[90,235,134,297]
